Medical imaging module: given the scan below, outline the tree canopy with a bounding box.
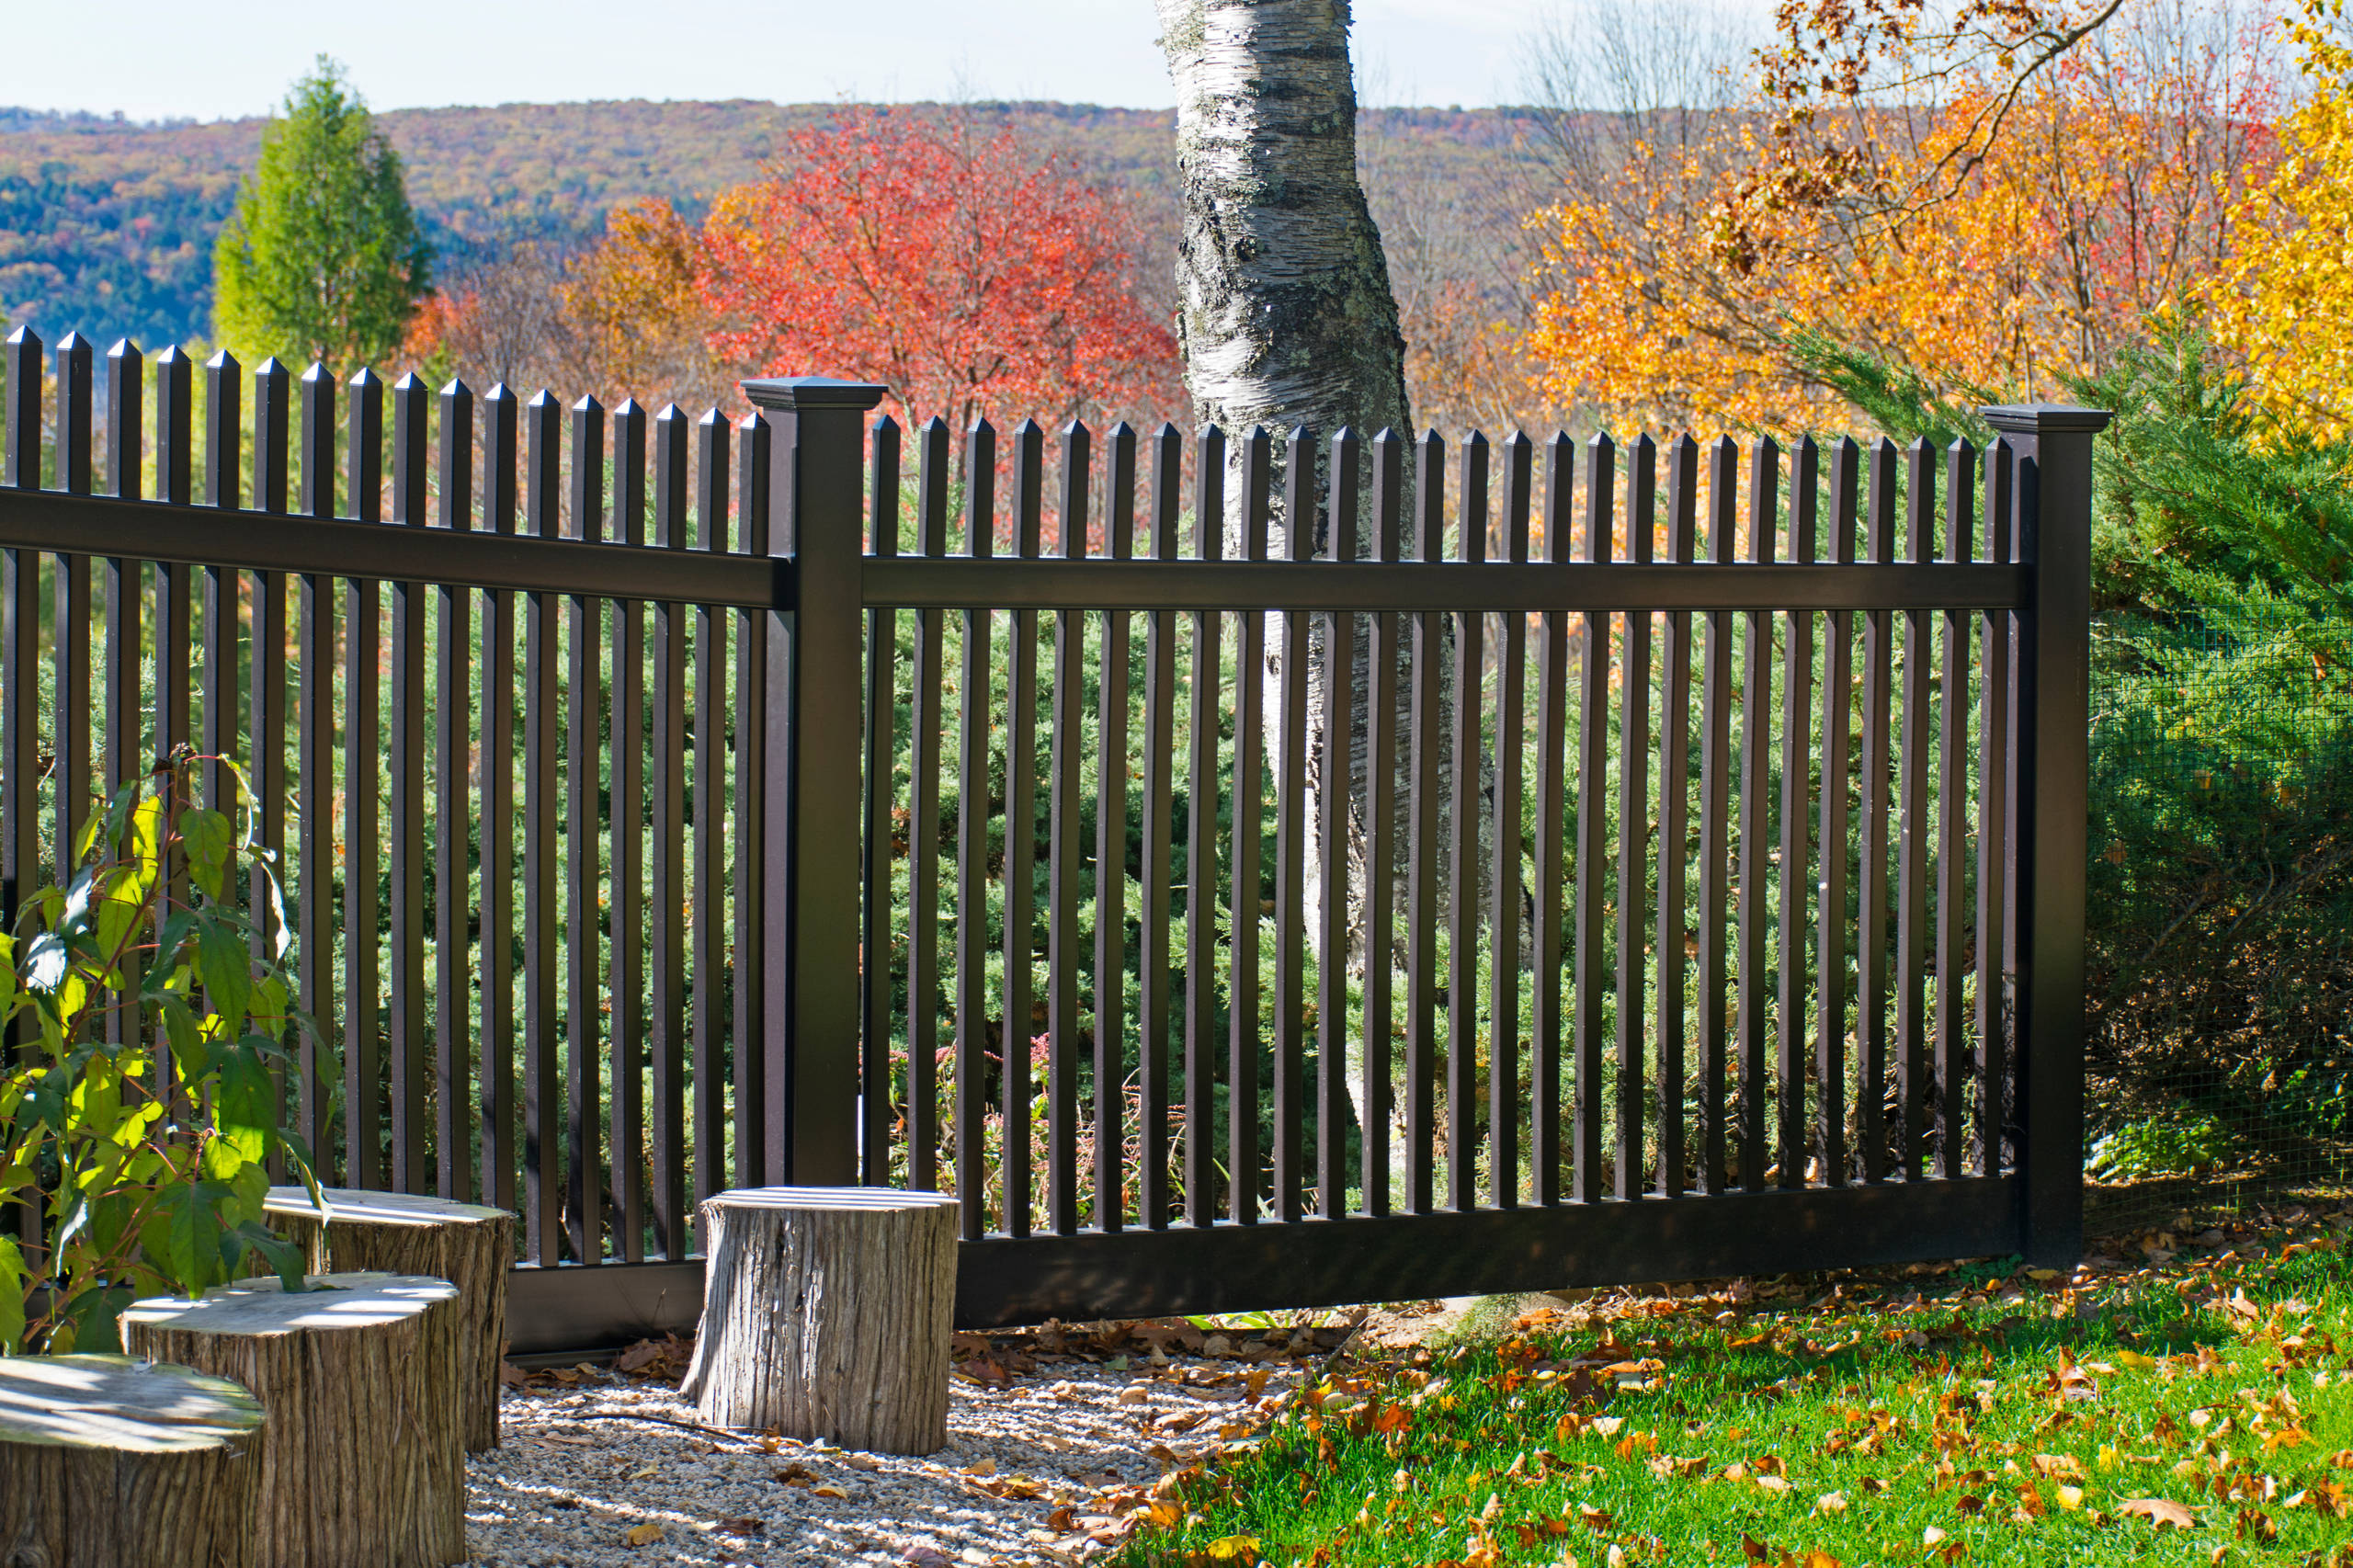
[211,56,429,369]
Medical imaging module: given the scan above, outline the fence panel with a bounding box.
[0,332,2100,1346]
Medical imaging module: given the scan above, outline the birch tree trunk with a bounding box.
[1158,0,1434,1201]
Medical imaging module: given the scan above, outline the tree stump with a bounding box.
[681,1187,959,1453]
[262,1184,513,1451]
[123,1273,465,1568]
[0,1354,266,1568]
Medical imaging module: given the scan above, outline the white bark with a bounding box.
[1159,0,1430,1198]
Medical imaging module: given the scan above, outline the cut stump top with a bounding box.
[122,1273,460,1338]
[0,1355,264,1453]
[264,1186,511,1227]
[702,1187,961,1214]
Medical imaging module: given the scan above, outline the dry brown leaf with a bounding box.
[623,1522,662,1546]
[2120,1496,2196,1529]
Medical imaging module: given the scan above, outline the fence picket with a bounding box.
[956,418,995,1243]
[1095,421,1135,1229]
[1616,436,1654,1200]
[522,389,563,1260]
[1778,438,1818,1188]
[52,335,94,888]
[1978,438,2014,1178]
[296,366,335,1165]
[731,412,769,1191]
[689,411,728,1217]
[1816,439,1860,1187]
[1004,418,1044,1237]
[861,414,901,1190]
[436,377,482,1193]
[344,368,383,1190]
[1045,419,1085,1234]
[1532,434,1571,1206]
[1317,426,1360,1217]
[1137,424,1181,1227]
[1183,425,1223,1227]
[200,351,239,819]
[1859,439,1898,1183]
[1736,437,1777,1194]
[1696,437,1735,1197]
[1404,428,1443,1218]
[1655,435,1698,1198]
[904,418,950,1195]
[1361,429,1404,1217]
[609,399,647,1252]
[1573,434,1611,1203]
[649,403,688,1249]
[390,372,429,1196]
[1273,426,1313,1223]
[1897,440,1935,1180]
[1938,439,1976,1178]
[248,358,289,975]
[1491,433,1529,1208]
[480,386,520,1215]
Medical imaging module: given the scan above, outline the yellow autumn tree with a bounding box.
[1528,19,2279,433]
[2211,0,2353,443]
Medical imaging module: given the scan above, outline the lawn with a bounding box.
[1114,1207,2353,1568]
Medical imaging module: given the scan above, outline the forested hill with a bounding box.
[0,98,1540,350]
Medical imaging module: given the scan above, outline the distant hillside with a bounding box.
[0,98,1545,351]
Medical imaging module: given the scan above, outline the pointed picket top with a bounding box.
[392,369,426,396]
[919,414,950,440]
[207,347,239,376]
[441,375,472,403]
[347,364,381,396]
[1105,418,1134,443]
[871,410,900,437]
[301,359,332,390]
[3,324,38,352]
[109,337,142,363]
[254,353,283,381]
[526,386,558,413]
[1154,419,1180,443]
[612,393,642,420]
[654,400,684,426]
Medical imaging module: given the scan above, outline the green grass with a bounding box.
[1116,1213,2353,1567]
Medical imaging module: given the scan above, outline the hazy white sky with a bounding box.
[8,0,1751,120]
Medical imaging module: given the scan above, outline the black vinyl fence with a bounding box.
[0,329,2102,1352]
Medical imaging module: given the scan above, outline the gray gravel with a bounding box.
[460,1354,1296,1567]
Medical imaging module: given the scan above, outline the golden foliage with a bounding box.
[1528,23,2278,433]
[2211,0,2353,443]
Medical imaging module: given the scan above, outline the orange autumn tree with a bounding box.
[1526,8,2280,432]
[699,107,1181,435]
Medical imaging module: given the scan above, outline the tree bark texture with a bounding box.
[262,1185,513,1451]
[0,1354,265,1568]
[679,1187,959,1454]
[122,1273,465,1568]
[1158,0,1445,1193]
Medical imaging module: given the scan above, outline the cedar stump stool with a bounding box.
[124,1273,464,1568]
[262,1184,513,1450]
[681,1187,959,1453]
[0,1354,265,1568]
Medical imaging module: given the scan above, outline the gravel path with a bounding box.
[460,1328,1330,1568]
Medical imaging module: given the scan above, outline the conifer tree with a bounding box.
[212,57,429,369]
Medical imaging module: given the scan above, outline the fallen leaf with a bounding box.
[811,1483,848,1499]
[624,1522,662,1547]
[1204,1536,1260,1562]
[712,1517,763,1536]
[1922,1526,1950,1546]
[1815,1491,1848,1515]
[2120,1496,2196,1529]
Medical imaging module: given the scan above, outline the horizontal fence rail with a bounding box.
[0,328,2100,1350]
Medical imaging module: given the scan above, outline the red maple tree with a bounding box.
[698,106,1182,436]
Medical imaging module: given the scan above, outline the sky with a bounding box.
[6,0,1745,121]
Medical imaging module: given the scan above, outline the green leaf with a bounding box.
[50,1284,132,1355]
[178,808,233,901]
[20,933,67,994]
[232,1221,307,1294]
[213,1050,274,1165]
[141,1184,231,1296]
[0,1235,25,1354]
[194,924,253,1040]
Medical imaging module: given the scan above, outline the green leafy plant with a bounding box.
[0,751,322,1354]
[2087,1110,2244,1182]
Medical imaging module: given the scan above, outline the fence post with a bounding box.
[1981,403,2109,1270]
[742,377,885,1187]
